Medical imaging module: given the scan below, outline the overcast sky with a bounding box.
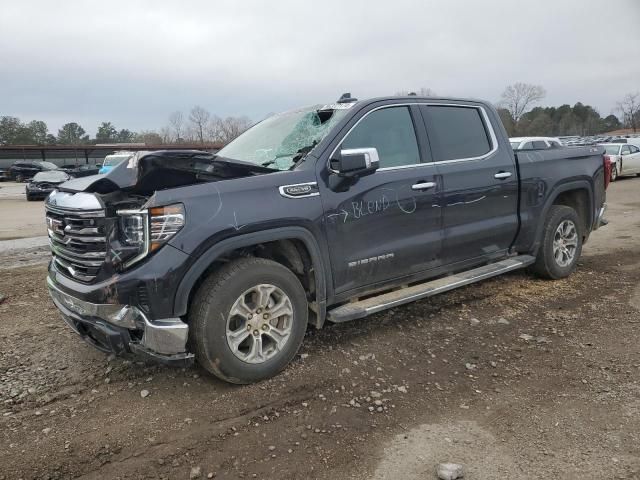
[1,0,639,135]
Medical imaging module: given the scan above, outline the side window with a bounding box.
[522,142,534,149]
[629,145,640,154]
[341,106,420,168]
[622,145,631,155]
[422,106,492,161]
[532,140,547,149]
[549,141,562,148]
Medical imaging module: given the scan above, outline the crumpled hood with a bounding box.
[57,150,275,195]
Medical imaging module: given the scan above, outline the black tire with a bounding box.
[26,194,33,201]
[189,257,308,384]
[610,166,618,182]
[531,205,583,280]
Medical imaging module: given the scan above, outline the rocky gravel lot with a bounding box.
[1,178,639,479]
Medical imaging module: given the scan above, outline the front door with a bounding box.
[319,105,443,295]
[420,104,519,266]
[622,144,640,174]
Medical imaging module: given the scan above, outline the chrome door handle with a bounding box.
[411,181,436,190]
[494,172,512,179]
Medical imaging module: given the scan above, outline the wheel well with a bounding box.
[187,238,320,327]
[552,189,590,235]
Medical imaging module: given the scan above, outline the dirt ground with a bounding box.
[1,178,639,480]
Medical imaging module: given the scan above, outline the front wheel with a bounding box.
[610,166,618,182]
[189,257,308,384]
[531,205,583,279]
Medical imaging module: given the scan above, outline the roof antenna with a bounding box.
[337,92,358,104]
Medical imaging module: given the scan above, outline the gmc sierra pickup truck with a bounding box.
[45,95,608,384]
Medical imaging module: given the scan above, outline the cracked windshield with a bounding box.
[216,105,350,170]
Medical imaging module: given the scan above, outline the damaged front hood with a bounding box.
[57,150,276,195]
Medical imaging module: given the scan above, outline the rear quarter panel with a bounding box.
[513,146,606,254]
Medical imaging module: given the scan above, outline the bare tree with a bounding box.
[168,111,184,142]
[189,106,210,144]
[499,83,546,123]
[207,115,252,143]
[219,116,252,142]
[616,92,640,132]
[160,126,172,144]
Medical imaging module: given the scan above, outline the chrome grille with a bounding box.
[46,206,107,282]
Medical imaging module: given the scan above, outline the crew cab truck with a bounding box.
[45,95,608,384]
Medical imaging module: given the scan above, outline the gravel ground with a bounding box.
[0,177,639,480]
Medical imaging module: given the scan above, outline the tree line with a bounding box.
[400,84,639,137]
[1,88,639,147]
[0,106,253,147]
[496,83,638,137]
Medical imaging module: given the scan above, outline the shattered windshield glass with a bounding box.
[217,104,351,170]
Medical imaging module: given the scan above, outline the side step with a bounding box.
[327,255,535,323]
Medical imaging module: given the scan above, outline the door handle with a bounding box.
[494,171,512,179]
[411,181,436,191]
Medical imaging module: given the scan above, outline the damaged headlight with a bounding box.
[149,204,185,251]
[115,204,184,269]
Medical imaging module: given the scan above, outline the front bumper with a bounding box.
[47,275,193,365]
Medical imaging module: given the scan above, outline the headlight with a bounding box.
[149,205,185,251]
[115,204,184,269]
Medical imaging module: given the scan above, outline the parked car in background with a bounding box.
[600,143,640,181]
[0,168,9,181]
[9,160,59,182]
[98,152,134,174]
[59,164,101,178]
[510,137,563,149]
[26,170,71,201]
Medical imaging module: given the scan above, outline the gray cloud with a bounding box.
[1,0,639,135]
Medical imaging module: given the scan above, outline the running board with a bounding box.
[327,255,535,323]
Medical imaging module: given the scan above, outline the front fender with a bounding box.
[173,226,329,324]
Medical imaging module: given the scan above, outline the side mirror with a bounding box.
[330,148,380,177]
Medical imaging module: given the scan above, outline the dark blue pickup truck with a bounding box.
[44,95,608,383]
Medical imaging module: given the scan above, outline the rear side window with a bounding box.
[341,106,421,168]
[630,145,640,154]
[532,141,547,149]
[421,106,492,161]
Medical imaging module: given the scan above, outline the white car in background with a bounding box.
[600,143,640,181]
[510,137,563,150]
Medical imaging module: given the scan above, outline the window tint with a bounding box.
[341,106,420,168]
[422,106,492,161]
[630,145,640,154]
[532,141,547,149]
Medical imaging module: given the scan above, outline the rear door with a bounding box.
[623,145,640,173]
[419,104,519,267]
[320,105,442,294]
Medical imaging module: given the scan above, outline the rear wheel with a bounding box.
[531,205,582,279]
[610,166,618,181]
[189,257,308,384]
